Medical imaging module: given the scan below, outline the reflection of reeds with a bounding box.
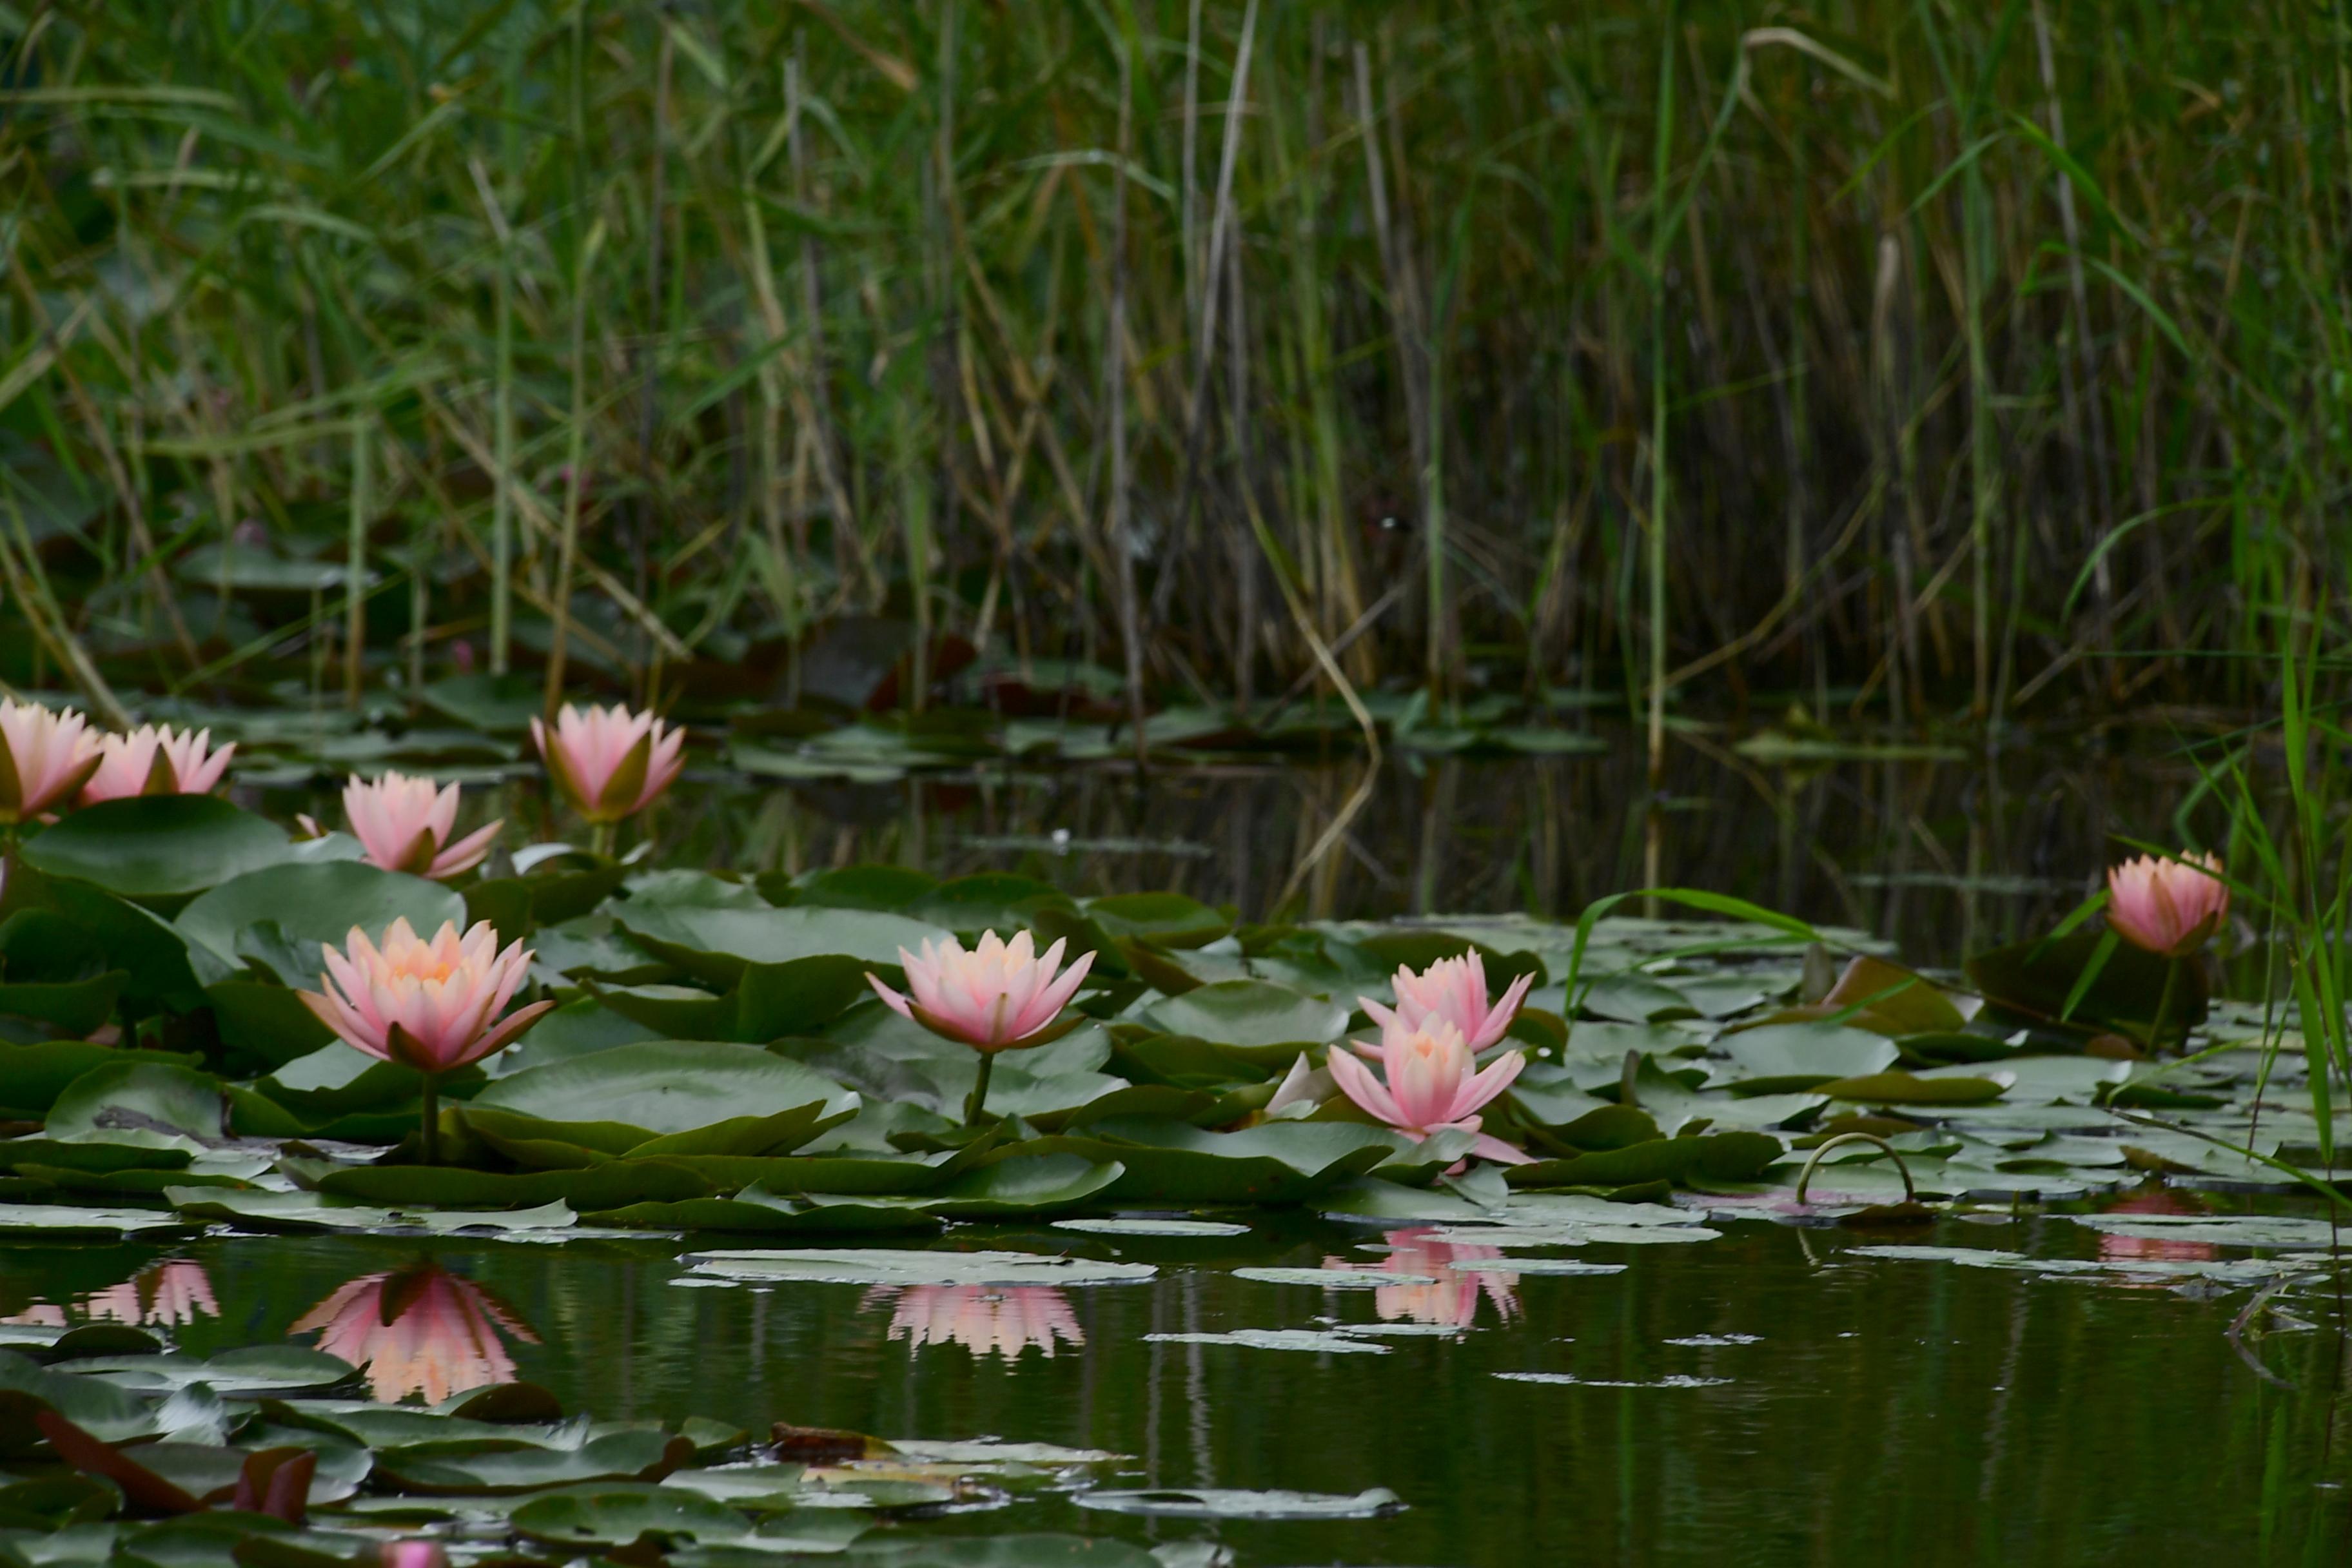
[3,5,2337,716]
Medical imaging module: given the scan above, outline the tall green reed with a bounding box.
[0,2,2338,723]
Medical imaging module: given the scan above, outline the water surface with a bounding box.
[11,1204,2348,1565]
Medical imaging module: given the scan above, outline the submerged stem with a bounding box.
[964,1052,995,1127]
[420,1073,441,1166]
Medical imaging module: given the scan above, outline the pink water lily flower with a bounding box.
[2107,850,2230,957]
[868,930,1094,1054]
[301,918,551,1075]
[1360,950,1534,1053]
[0,698,103,823]
[342,771,502,880]
[531,701,685,823]
[1327,1015,1531,1164]
[80,724,236,805]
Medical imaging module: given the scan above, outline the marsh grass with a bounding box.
[0,2,2340,726]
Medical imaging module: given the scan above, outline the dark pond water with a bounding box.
[260,718,2232,972]
[10,1208,2349,1566]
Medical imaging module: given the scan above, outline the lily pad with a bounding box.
[1142,981,1348,1057]
[616,906,952,988]
[1051,1217,1251,1237]
[1139,1329,1390,1354]
[1025,1119,1406,1204]
[1720,1023,1899,1090]
[21,797,292,905]
[683,1248,1157,1288]
[43,1063,228,1148]
[465,1041,859,1157]
[1084,893,1233,950]
[177,862,463,976]
[1075,1486,1401,1520]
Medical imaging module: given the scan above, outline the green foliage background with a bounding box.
[0,1,2327,719]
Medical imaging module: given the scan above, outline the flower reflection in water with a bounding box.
[292,1266,538,1403]
[3,1259,217,1330]
[84,1260,219,1328]
[2098,1188,2220,1279]
[1324,1228,1521,1329]
[870,1286,1084,1360]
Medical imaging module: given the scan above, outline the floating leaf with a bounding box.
[20,797,293,905]
[1075,1487,1401,1520]
[1719,1023,1899,1090]
[683,1248,1156,1288]
[1142,981,1348,1057]
[1967,928,2206,1041]
[1231,1266,1439,1288]
[466,1041,858,1157]
[1084,893,1233,950]
[0,1041,203,1117]
[176,861,464,978]
[616,906,952,987]
[1141,1329,1390,1354]
[514,1484,757,1546]
[44,1063,228,1148]
[1052,1217,1250,1237]
[1024,1119,1404,1204]
[1816,1071,2008,1106]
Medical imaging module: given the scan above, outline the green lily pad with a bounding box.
[1052,1217,1251,1237]
[784,865,938,911]
[0,1042,204,1117]
[684,1248,1157,1288]
[1505,1132,1783,1190]
[1580,972,1701,1024]
[0,972,127,1034]
[1142,981,1348,1057]
[589,956,876,1043]
[902,874,1074,936]
[43,1063,228,1148]
[20,797,293,906]
[1817,1070,2008,1105]
[377,1431,692,1494]
[589,1191,945,1235]
[314,1161,714,1209]
[1140,1329,1391,1355]
[44,880,232,1014]
[1719,1023,1899,1090]
[1084,894,1233,950]
[1075,1487,1400,1520]
[615,906,952,987]
[0,1203,198,1237]
[1967,927,2206,1041]
[0,1349,157,1445]
[176,861,464,975]
[1022,1119,1405,1204]
[466,1041,859,1157]
[513,1484,754,1547]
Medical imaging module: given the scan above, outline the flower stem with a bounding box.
[963,1052,995,1127]
[420,1073,441,1166]
[2148,956,2182,1055]
[590,819,616,860]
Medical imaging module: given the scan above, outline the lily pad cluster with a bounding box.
[0,793,2330,1246]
